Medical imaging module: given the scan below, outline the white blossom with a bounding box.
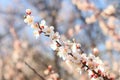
[57,46,71,60]
[33,30,40,39]
[43,26,54,36]
[50,32,60,41]
[88,54,95,60]
[97,65,104,72]
[31,23,39,30]
[88,70,93,76]
[24,15,34,25]
[50,41,58,50]
[40,20,46,27]
[71,43,77,53]
[80,54,87,60]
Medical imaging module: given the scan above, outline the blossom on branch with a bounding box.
[24,15,34,25]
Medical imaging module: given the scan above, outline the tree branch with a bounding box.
[24,61,46,80]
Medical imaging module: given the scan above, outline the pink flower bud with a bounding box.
[26,9,31,15]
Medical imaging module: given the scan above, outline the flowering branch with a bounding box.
[24,9,114,80]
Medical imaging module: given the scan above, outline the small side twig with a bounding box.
[24,61,46,80]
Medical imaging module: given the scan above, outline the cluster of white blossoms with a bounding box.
[24,9,114,80]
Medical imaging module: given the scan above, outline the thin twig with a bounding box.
[24,61,46,80]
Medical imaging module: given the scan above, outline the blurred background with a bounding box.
[0,0,120,80]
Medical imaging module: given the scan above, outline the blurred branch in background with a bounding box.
[24,61,45,80]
